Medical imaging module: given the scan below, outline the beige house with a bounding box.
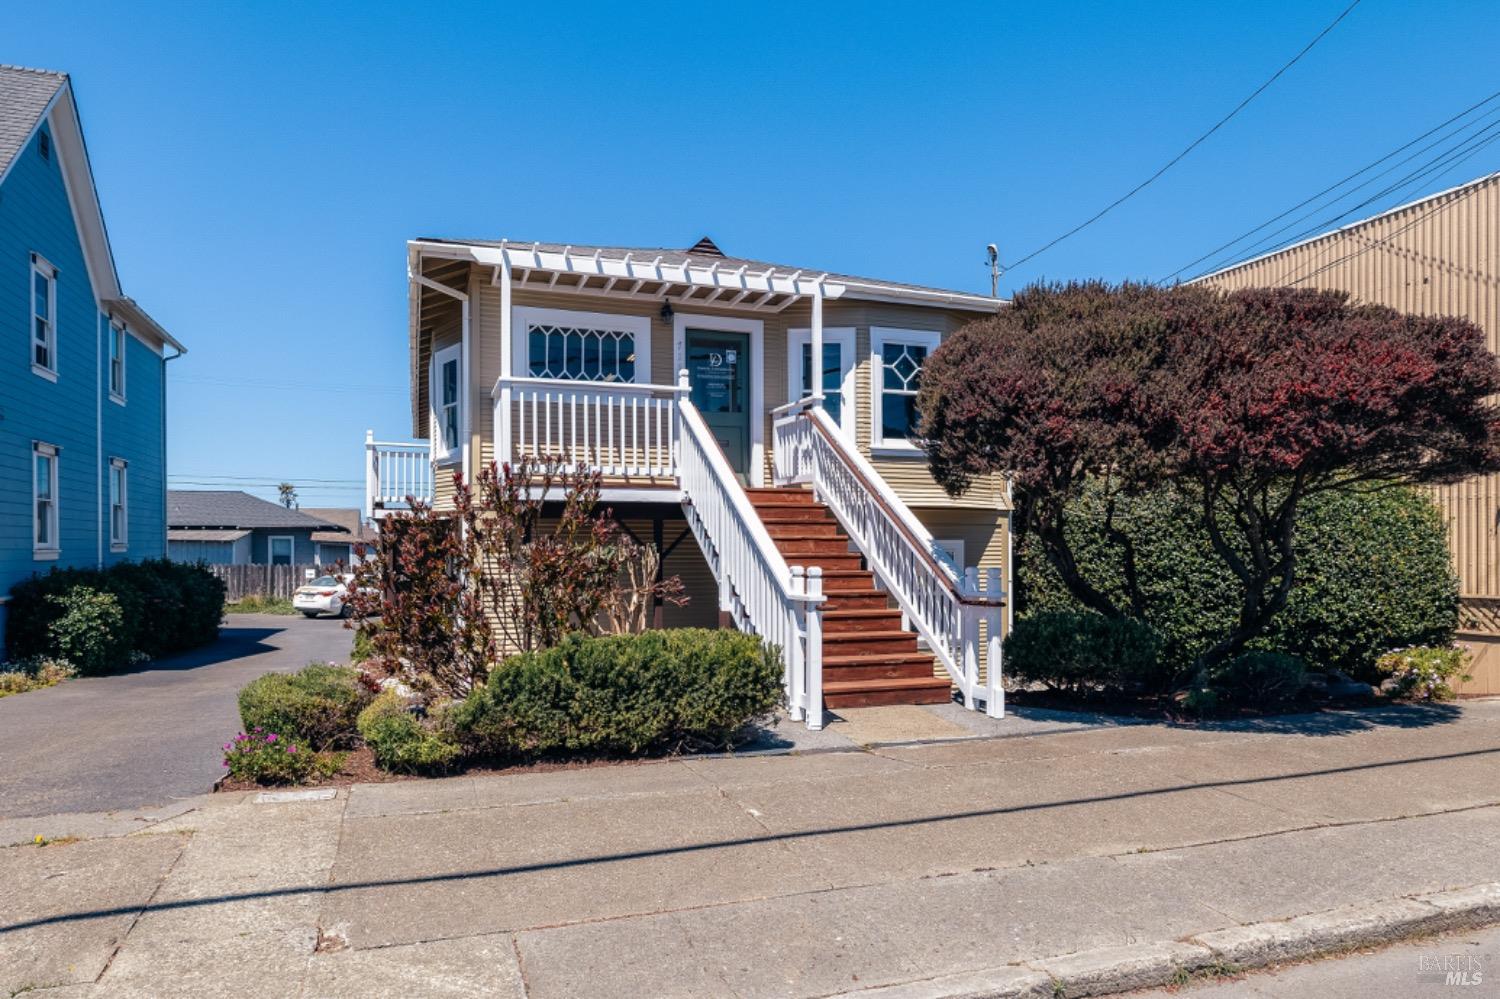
[368,236,1012,727]
[1198,171,1500,694]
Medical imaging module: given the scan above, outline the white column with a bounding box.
[363,429,376,521]
[809,285,824,408]
[497,255,514,469]
[805,566,824,731]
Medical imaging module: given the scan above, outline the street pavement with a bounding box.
[0,613,354,818]
[1,698,1497,997]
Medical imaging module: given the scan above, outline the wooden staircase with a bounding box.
[745,486,954,709]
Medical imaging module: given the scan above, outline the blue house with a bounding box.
[0,66,184,643]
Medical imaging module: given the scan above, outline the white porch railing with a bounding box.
[677,376,828,728]
[492,375,681,477]
[363,432,434,518]
[772,402,1007,717]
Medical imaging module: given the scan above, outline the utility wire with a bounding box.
[1158,89,1500,283]
[1002,0,1363,274]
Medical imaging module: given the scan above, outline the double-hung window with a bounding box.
[31,255,57,379]
[33,442,59,558]
[788,326,856,439]
[870,327,941,451]
[109,458,128,550]
[109,321,127,402]
[431,343,462,462]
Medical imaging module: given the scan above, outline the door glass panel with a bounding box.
[687,339,743,413]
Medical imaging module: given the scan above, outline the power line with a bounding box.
[1158,89,1500,284]
[1002,0,1363,274]
[170,473,365,485]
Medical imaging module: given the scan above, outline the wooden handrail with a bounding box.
[805,411,1004,607]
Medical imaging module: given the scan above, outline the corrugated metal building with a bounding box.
[1196,171,1500,692]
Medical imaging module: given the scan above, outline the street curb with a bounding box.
[836,881,1500,998]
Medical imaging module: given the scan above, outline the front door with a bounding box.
[685,329,751,479]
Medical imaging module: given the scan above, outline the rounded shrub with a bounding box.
[1209,652,1309,709]
[1003,610,1163,694]
[357,691,461,773]
[238,663,373,749]
[1376,645,1471,702]
[44,587,130,676]
[1019,483,1458,684]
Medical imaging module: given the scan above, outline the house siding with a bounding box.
[168,534,251,564]
[1199,175,1500,610]
[247,528,318,565]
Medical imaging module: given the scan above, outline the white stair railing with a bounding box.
[364,431,434,518]
[773,403,1007,717]
[492,375,680,477]
[677,373,828,728]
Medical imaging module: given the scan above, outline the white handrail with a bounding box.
[677,379,826,728]
[772,406,1006,717]
[364,432,434,517]
[491,373,684,399]
[494,376,683,478]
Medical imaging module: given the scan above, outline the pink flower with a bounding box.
[287,745,298,754]
[266,733,278,743]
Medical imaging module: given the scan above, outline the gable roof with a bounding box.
[0,65,185,354]
[0,65,65,182]
[301,508,377,546]
[168,491,344,531]
[412,236,1005,313]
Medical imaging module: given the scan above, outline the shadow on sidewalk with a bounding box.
[7,743,1496,936]
[104,626,290,677]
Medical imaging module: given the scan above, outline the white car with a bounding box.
[292,574,354,619]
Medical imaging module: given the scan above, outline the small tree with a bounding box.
[921,281,1500,675]
[278,482,298,509]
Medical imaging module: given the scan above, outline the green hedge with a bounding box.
[357,691,461,773]
[452,629,782,759]
[1019,483,1458,684]
[6,559,225,670]
[239,664,373,749]
[1003,610,1163,694]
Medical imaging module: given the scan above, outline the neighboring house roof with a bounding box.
[167,529,251,543]
[0,64,185,353]
[167,491,344,531]
[0,64,65,181]
[413,235,1004,313]
[1194,170,1500,285]
[301,508,377,546]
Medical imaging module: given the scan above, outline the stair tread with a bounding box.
[824,651,937,665]
[823,608,903,619]
[823,629,918,640]
[824,677,953,692]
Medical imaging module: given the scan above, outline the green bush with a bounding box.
[5,559,224,668]
[1209,652,1309,708]
[351,626,375,663]
[1003,610,1164,694]
[44,587,130,676]
[1019,483,1458,684]
[222,728,345,785]
[238,664,373,749]
[1377,646,1471,701]
[452,629,782,759]
[356,691,462,773]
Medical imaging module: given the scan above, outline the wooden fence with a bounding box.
[209,564,320,602]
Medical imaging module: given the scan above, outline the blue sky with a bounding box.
[9,1,1498,509]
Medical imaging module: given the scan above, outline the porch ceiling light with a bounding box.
[660,299,674,323]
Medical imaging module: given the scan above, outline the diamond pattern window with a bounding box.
[528,325,637,383]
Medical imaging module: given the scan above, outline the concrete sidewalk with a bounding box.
[3,701,1498,997]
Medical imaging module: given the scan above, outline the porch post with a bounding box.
[363,429,376,521]
[497,252,514,468]
[809,284,824,409]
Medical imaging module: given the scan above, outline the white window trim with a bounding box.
[109,457,128,551]
[30,255,57,382]
[869,327,942,455]
[268,535,295,566]
[108,319,127,404]
[932,537,966,574]
[430,342,464,465]
[787,326,857,441]
[33,441,59,559]
[511,306,653,383]
[673,311,765,486]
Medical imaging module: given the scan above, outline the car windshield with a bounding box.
[309,576,340,586]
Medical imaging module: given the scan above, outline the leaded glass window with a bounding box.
[528,324,637,383]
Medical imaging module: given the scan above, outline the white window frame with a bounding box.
[268,535,295,566]
[430,342,464,464]
[33,441,59,559]
[31,255,57,381]
[109,457,128,551]
[870,327,942,454]
[932,537,966,574]
[787,326,857,440]
[108,319,127,403]
[673,311,765,486]
[512,306,653,383]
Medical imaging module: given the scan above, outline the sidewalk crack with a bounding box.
[93,831,192,984]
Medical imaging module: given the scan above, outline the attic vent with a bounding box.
[687,236,724,257]
[38,130,50,160]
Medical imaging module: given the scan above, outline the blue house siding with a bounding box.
[0,113,173,648]
[248,529,318,565]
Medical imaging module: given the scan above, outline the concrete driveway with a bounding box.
[0,613,353,819]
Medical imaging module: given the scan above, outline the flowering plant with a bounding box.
[1376,646,1472,702]
[222,727,343,784]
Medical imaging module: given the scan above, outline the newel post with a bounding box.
[962,567,980,710]
[363,430,377,521]
[788,565,807,721]
[985,567,1006,718]
[805,566,824,731]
